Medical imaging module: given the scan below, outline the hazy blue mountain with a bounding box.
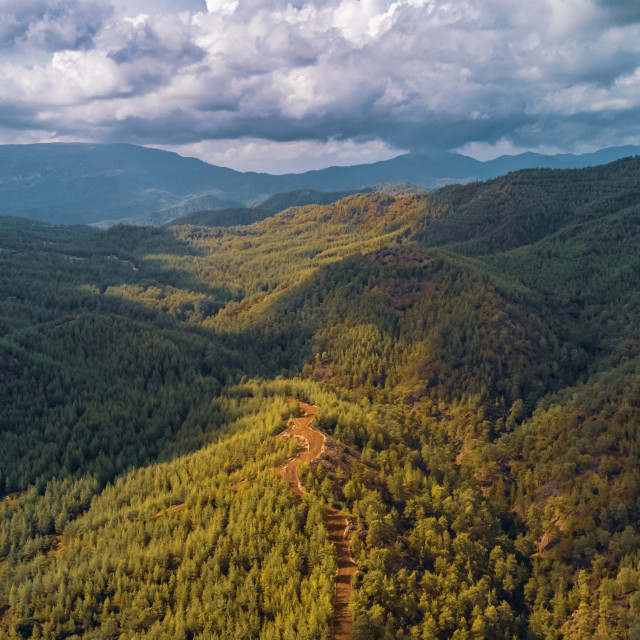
[1,142,639,225]
[92,193,242,228]
[480,145,640,175]
[0,143,263,225]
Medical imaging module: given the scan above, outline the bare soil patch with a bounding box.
[275,401,358,640]
[52,534,67,555]
[2,493,20,507]
[275,403,324,497]
[326,507,358,640]
[153,503,186,519]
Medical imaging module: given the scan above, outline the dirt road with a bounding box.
[276,403,325,497]
[275,402,358,640]
[326,506,358,639]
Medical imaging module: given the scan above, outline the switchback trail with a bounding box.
[275,402,358,640]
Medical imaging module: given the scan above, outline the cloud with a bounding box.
[1,0,640,170]
[594,0,640,26]
[107,14,205,67]
[457,138,563,162]
[154,137,400,173]
[112,0,206,14]
[0,0,113,52]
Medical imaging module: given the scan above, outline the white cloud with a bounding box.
[457,137,562,161]
[156,137,401,173]
[205,0,238,15]
[0,51,121,106]
[1,0,640,170]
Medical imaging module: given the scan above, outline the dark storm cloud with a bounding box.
[91,93,533,155]
[568,51,639,87]
[0,102,40,130]
[513,105,640,152]
[594,0,640,25]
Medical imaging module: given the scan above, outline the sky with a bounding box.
[1,0,640,173]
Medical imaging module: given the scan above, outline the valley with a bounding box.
[1,156,640,638]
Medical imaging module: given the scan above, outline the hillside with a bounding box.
[2,158,640,638]
[165,207,273,228]
[167,189,365,228]
[1,143,640,226]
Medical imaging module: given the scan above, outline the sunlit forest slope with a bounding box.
[2,157,640,639]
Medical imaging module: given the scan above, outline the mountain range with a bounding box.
[1,142,639,226]
[2,155,640,638]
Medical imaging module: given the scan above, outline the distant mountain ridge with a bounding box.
[0,142,638,225]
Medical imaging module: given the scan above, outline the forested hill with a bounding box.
[2,157,640,638]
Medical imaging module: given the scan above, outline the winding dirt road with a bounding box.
[276,403,325,497]
[275,402,358,640]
